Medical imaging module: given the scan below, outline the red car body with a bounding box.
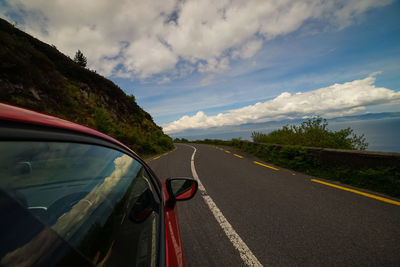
[0,103,194,267]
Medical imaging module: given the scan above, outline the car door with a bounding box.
[0,130,165,266]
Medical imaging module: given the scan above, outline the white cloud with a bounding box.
[200,74,216,86]
[162,73,400,133]
[324,106,366,117]
[0,0,392,79]
[158,76,172,84]
[198,57,230,73]
[124,38,178,78]
[232,39,264,59]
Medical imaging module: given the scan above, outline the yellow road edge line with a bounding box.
[253,161,279,171]
[153,156,160,160]
[234,154,244,158]
[225,150,231,153]
[311,179,400,206]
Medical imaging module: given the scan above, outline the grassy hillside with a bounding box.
[0,18,172,156]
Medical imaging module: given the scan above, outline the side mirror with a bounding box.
[166,178,198,207]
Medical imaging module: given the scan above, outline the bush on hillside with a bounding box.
[94,108,113,134]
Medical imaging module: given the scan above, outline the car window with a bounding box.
[0,141,161,266]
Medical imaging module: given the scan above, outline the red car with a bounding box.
[0,103,197,267]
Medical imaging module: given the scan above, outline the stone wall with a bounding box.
[262,143,400,169]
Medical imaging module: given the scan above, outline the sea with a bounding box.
[174,118,400,153]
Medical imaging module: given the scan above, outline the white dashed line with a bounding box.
[185,145,263,267]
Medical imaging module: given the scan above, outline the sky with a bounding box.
[1,0,399,135]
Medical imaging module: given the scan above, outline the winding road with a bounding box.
[148,143,400,266]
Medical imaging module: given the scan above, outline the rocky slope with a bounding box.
[0,18,172,155]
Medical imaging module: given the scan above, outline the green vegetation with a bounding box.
[251,117,368,150]
[173,137,189,143]
[184,138,399,198]
[94,108,113,133]
[73,50,87,67]
[0,18,173,156]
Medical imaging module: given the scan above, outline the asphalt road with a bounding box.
[148,143,400,266]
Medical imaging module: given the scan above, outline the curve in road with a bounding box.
[148,143,400,266]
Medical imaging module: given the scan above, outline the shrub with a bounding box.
[251,117,368,150]
[94,108,114,134]
[158,136,174,149]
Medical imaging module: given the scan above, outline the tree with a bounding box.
[74,50,87,67]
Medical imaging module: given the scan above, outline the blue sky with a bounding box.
[113,2,400,126]
[1,0,399,134]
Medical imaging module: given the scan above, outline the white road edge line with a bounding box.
[186,144,263,267]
